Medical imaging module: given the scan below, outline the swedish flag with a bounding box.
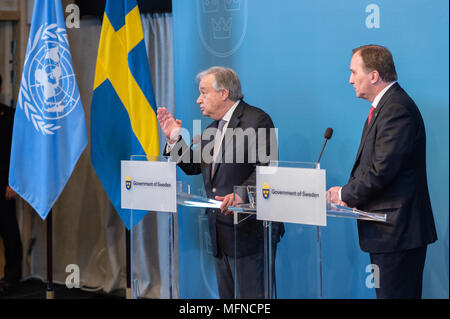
[91,0,159,229]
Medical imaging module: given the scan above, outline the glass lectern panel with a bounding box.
[176,181,220,298]
[229,160,387,299]
[125,152,388,299]
[230,161,323,299]
[127,155,177,299]
[232,185,274,299]
[262,160,323,298]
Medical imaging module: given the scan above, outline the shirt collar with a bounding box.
[221,100,240,122]
[372,81,397,108]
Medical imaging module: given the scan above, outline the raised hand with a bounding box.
[157,107,182,143]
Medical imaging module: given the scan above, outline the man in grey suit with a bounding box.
[157,66,284,298]
[328,45,437,298]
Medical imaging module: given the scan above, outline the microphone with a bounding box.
[176,134,201,164]
[316,128,333,164]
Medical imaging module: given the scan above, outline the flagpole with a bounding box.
[125,228,131,299]
[46,210,54,299]
[9,0,87,301]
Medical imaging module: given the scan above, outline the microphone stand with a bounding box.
[315,130,332,299]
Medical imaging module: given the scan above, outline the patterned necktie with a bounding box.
[211,119,226,177]
[368,106,375,124]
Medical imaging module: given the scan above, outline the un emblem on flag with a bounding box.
[125,176,132,190]
[197,0,248,57]
[17,24,80,135]
[262,183,270,199]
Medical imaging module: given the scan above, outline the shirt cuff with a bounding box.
[166,140,177,153]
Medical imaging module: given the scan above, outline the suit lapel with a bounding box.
[221,102,243,155]
[352,83,399,173]
[354,120,369,167]
[210,101,245,183]
[204,120,219,183]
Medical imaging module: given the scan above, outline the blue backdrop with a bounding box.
[172,0,449,298]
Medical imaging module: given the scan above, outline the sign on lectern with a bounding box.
[256,163,327,226]
[121,160,177,213]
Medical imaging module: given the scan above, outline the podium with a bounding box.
[229,186,386,298]
[122,156,222,299]
[122,155,178,299]
[226,161,386,299]
[122,158,386,299]
[176,183,386,299]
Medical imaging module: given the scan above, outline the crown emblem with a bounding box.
[197,0,247,58]
[125,176,132,190]
[211,17,232,39]
[203,0,219,13]
[262,183,270,199]
[224,0,241,11]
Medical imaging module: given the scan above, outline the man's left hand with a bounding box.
[327,186,349,207]
[327,186,342,204]
[215,193,235,215]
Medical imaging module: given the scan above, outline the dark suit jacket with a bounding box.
[341,83,437,253]
[165,100,284,257]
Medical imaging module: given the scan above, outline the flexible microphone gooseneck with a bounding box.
[317,127,333,164]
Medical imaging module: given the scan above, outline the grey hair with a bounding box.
[196,66,243,101]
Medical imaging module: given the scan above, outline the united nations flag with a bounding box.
[262,182,270,199]
[9,0,87,220]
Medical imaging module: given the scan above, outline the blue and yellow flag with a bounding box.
[9,0,87,219]
[91,0,159,229]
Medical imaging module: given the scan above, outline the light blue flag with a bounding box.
[9,0,87,219]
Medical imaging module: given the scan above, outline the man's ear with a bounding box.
[221,88,230,101]
[370,70,380,84]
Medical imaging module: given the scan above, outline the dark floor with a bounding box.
[0,278,123,299]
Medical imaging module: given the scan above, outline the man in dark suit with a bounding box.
[328,45,437,299]
[157,66,284,298]
[0,75,23,296]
